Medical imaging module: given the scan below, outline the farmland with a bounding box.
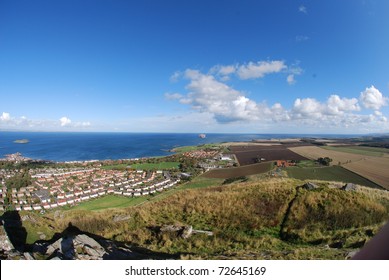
[230,145,308,166]
[288,146,365,164]
[286,166,382,189]
[322,146,389,157]
[203,162,273,178]
[343,157,389,190]
[289,146,389,190]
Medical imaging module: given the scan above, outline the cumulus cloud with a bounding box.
[168,64,389,132]
[0,112,11,122]
[178,69,263,122]
[60,117,72,127]
[359,86,388,110]
[292,98,323,119]
[325,95,360,115]
[210,60,301,84]
[237,60,287,79]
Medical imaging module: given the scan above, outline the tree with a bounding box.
[317,157,332,166]
[5,169,32,190]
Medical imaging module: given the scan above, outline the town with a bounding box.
[0,149,238,212]
[0,165,180,212]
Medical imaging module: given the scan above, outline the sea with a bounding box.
[0,131,359,162]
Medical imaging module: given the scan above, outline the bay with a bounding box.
[0,131,358,162]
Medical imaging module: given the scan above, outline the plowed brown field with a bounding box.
[231,145,308,166]
[203,162,273,179]
[289,146,389,190]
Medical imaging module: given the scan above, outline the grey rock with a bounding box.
[46,239,62,256]
[303,182,320,190]
[160,225,182,233]
[342,183,357,192]
[23,252,35,260]
[74,234,102,249]
[192,230,214,236]
[181,226,193,239]
[22,215,36,222]
[346,250,359,259]
[113,214,131,222]
[82,245,105,259]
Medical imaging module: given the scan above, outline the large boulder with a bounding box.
[303,182,320,190]
[180,226,193,239]
[342,183,357,192]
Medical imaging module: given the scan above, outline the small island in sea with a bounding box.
[13,139,30,144]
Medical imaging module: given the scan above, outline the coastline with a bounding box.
[0,131,370,162]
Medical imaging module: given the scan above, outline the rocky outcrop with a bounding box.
[36,231,141,260]
[342,183,357,192]
[0,223,14,252]
[112,214,131,222]
[303,182,320,190]
[159,224,213,239]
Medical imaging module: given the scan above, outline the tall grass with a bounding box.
[21,178,389,259]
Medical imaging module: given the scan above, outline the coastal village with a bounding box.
[0,154,182,212]
[0,149,237,212]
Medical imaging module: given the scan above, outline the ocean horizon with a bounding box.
[0,131,363,162]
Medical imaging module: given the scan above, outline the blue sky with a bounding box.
[1,0,389,133]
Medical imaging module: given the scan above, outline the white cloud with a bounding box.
[210,64,236,78]
[179,69,263,122]
[299,5,307,14]
[60,117,72,127]
[359,85,388,110]
[165,93,183,100]
[0,112,92,131]
[325,95,360,115]
[287,74,296,85]
[168,65,389,132]
[237,60,287,79]
[292,98,323,119]
[75,121,91,127]
[169,71,181,83]
[210,60,301,84]
[0,112,11,122]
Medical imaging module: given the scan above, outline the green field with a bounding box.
[180,176,224,190]
[296,160,319,168]
[101,164,129,170]
[129,161,180,170]
[322,146,389,157]
[286,165,381,188]
[172,143,222,153]
[71,195,149,211]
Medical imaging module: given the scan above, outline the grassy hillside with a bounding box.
[20,177,389,259]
